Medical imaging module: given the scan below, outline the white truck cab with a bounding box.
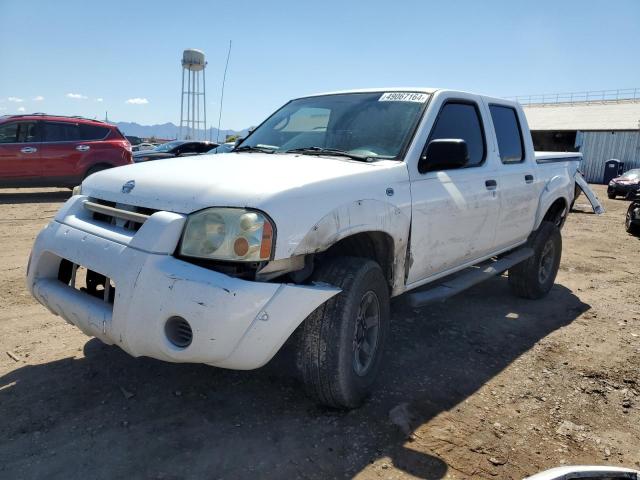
[27,88,603,408]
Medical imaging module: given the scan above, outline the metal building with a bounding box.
[514,89,640,183]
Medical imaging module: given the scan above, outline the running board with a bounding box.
[405,247,534,308]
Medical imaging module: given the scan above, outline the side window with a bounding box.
[489,105,524,164]
[180,143,199,154]
[427,102,486,168]
[0,122,38,143]
[43,122,81,142]
[78,124,109,141]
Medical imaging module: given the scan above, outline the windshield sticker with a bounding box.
[379,92,429,103]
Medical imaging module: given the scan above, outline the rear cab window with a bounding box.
[489,105,525,164]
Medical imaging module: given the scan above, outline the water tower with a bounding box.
[179,49,207,140]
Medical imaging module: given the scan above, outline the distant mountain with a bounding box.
[114,121,248,142]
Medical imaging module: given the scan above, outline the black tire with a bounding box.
[626,203,640,236]
[84,164,112,180]
[295,257,390,409]
[508,221,562,300]
[607,191,616,199]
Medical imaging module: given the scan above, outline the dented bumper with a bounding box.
[27,196,339,370]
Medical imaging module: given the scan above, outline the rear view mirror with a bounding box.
[418,138,469,173]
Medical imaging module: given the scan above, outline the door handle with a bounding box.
[76,145,90,152]
[525,174,534,184]
[485,179,497,190]
[21,147,37,154]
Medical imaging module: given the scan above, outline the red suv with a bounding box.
[0,114,132,188]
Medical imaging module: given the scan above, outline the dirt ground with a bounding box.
[0,185,638,480]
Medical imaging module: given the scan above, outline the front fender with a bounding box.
[293,199,410,295]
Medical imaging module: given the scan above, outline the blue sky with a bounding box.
[1,0,639,130]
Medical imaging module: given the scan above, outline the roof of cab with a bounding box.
[296,88,520,107]
[300,87,439,98]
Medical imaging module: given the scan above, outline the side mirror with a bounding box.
[418,139,469,173]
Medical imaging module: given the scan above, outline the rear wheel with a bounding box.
[295,257,389,409]
[626,203,640,236]
[508,221,562,299]
[84,164,112,180]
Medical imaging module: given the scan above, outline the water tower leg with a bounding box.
[203,68,207,142]
[179,68,185,140]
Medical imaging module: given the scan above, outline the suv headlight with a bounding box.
[179,208,274,262]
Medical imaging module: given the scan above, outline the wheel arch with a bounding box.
[84,162,114,179]
[292,199,410,296]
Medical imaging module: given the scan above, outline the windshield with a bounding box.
[620,169,640,180]
[209,143,234,154]
[238,92,430,159]
[154,141,184,153]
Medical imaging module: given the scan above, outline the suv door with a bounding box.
[0,120,42,185]
[406,96,500,285]
[39,121,87,185]
[487,103,541,249]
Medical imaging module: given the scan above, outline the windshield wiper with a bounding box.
[233,145,275,154]
[285,147,370,162]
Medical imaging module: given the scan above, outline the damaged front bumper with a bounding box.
[27,196,339,370]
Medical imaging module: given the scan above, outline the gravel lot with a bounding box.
[0,185,638,480]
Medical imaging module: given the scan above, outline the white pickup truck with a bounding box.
[27,88,602,408]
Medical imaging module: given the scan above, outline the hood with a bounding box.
[82,152,407,214]
[133,151,174,161]
[612,176,639,184]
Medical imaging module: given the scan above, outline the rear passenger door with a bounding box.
[39,121,87,184]
[0,120,42,183]
[487,103,541,249]
[407,96,501,285]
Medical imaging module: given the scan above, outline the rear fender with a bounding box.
[534,175,571,230]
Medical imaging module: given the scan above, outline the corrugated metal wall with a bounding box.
[580,131,640,183]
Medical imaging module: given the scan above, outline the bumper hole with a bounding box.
[165,316,193,348]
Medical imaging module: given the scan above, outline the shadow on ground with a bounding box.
[0,190,71,205]
[0,277,588,479]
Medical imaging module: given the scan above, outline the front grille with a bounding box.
[85,198,158,231]
[57,259,115,305]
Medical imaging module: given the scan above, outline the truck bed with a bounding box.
[535,151,582,163]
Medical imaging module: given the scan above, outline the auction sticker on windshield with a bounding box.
[379,92,429,103]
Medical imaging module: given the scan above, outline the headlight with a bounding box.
[179,208,274,262]
[72,185,82,196]
[609,181,615,186]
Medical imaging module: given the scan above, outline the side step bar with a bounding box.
[405,247,534,308]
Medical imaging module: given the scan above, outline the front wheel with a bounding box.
[626,203,640,236]
[508,221,562,299]
[295,257,390,409]
[607,191,616,199]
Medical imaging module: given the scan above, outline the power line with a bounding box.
[216,40,232,143]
